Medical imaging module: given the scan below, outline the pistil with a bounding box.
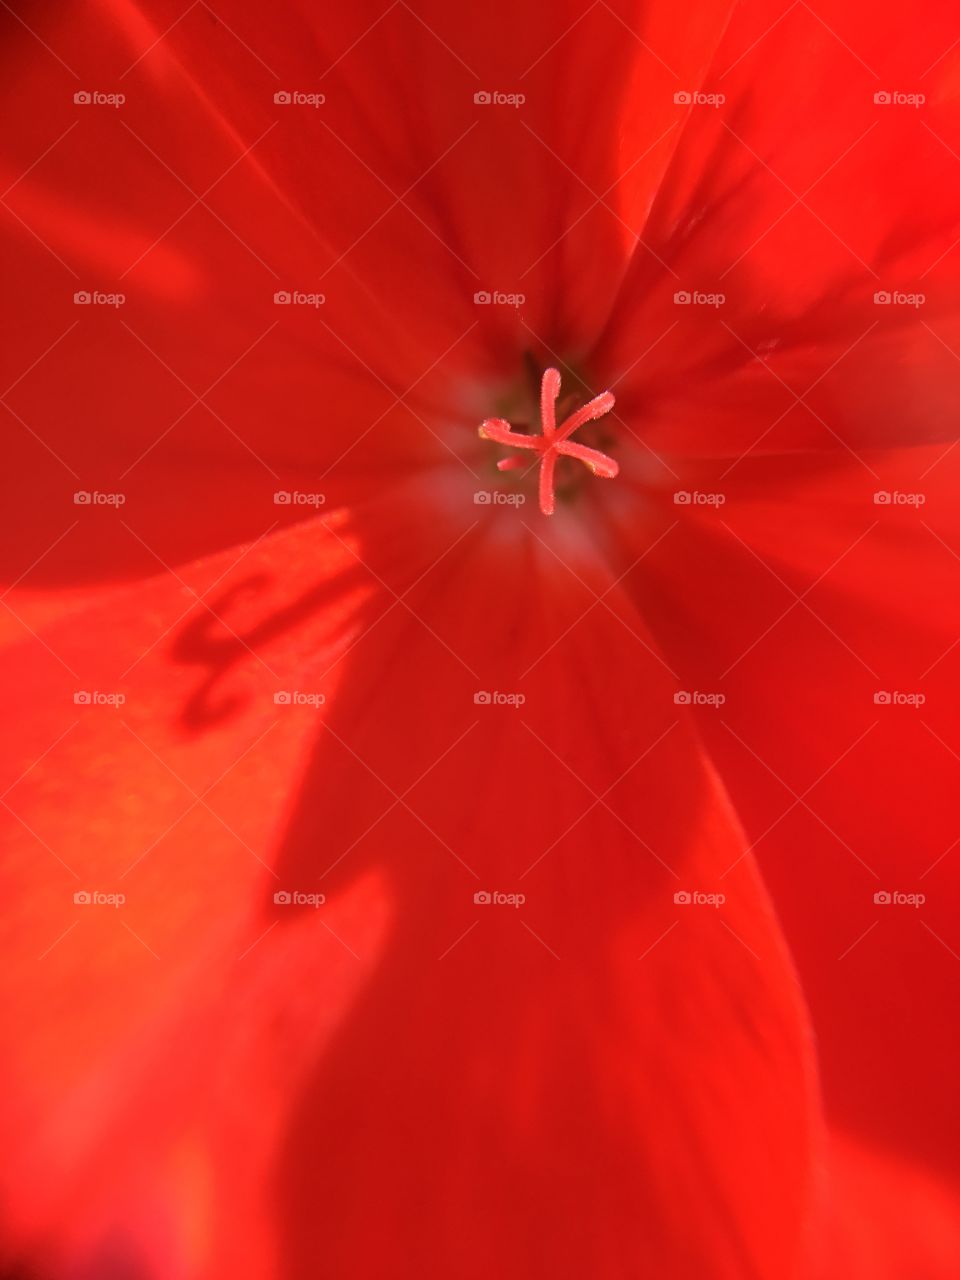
[478,368,618,515]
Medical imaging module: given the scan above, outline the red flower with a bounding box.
[2,1,960,1277]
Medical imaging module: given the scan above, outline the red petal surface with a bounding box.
[617,450,960,1186]
[594,0,960,459]
[0,510,817,1277]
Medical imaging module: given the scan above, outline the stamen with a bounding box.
[479,368,618,516]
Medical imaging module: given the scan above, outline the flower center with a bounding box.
[478,367,618,516]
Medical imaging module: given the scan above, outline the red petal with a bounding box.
[0,508,818,1277]
[613,447,960,1196]
[808,1133,960,1279]
[595,0,960,459]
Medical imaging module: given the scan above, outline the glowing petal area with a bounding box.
[478,368,618,515]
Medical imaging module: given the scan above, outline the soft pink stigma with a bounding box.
[478,368,618,515]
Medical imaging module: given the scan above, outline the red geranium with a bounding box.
[2,1,960,1276]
